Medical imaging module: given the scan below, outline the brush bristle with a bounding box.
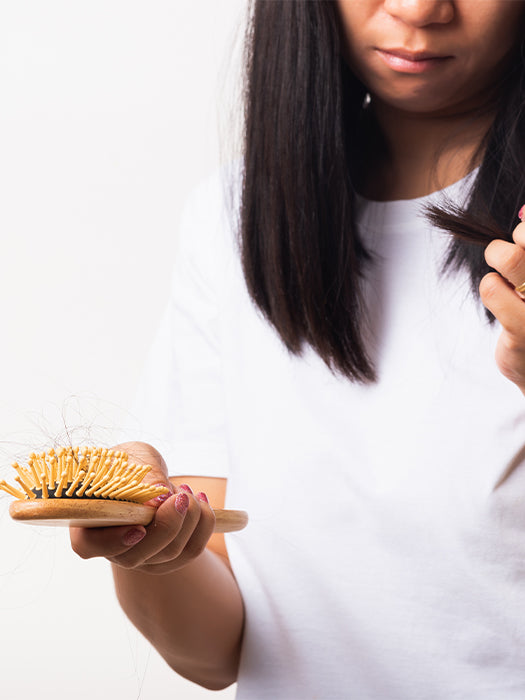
[0,447,169,504]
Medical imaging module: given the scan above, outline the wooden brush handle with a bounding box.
[9,498,248,532]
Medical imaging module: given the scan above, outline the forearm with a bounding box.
[112,548,244,690]
[70,447,243,688]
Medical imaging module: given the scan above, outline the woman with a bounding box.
[71,1,525,698]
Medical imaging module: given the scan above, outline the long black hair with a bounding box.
[239,0,525,382]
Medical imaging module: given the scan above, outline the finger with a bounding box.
[512,221,525,248]
[144,492,216,566]
[108,490,199,568]
[70,524,147,559]
[479,272,525,338]
[138,495,216,575]
[69,489,180,563]
[484,238,525,289]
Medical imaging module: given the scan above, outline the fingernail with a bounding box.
[122,528,146,547]
[175,492,189,515]
[196,491,209,504]
[151,482,172,505]
[179,483,193,494]
[519,205,525,222]
[153,493,170,505]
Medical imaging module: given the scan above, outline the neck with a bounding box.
[361,100,493,201]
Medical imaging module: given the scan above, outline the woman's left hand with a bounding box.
[481,210,525,394]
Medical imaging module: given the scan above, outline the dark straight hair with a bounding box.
[239,0,525,382]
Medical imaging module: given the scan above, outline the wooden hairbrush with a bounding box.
[0,446,247,532]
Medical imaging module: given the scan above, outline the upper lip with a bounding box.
[378,48,451,61]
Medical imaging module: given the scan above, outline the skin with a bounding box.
[70,443,244,690]
[337,0,525,200]
[70,1,525,691]
[337,0,525,394]
[483,222,525,395]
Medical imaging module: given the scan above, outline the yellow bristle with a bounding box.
[85,454,113,496]
[39,452,50,485]
[47,449,58,489]
[46,450,57,489]
[117,482,168,501]
[133,485,169,504]
[14,476,36,499]
[67,451,76,476]
[116,462,134,479]
[128,465,152,483]
[32,453,42,480]
[0,480,26,499]
[98,464,117,490]
[116,485,150,501]
[79,451,107,495]
[66,455,74,483]
[71,448,81,476]
[93,473,126,499]
[13,464,36,492]
[78,448,89,474]
[75,471,96,497]
[75,448,97,487]
[108,479,140,500]
[112,452,125,471]
[57,448,66,475]
[28,454,41,488]
[75,458,87,489]
[111,471,152,498]
[114,463,144,489]
[104,452,121,478]
[65,470,86,497]
[33,453,48,487]
[84,477,108,498]
[2,446,160,505]
[55,470,68,498]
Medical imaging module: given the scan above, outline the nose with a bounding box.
[383,0,454,27]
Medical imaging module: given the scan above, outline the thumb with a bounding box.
[110,441,174,505]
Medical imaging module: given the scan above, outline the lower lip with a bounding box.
[377,50,452,74]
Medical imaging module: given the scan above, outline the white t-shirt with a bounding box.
[132,170,525,699]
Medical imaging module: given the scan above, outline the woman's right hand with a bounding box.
[69,442,217,575]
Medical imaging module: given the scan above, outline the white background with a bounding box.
[0,1,246,698]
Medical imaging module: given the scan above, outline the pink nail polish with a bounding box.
[123,528,146,547]
[175,492,189,514]
[179,483,193,494]
[153,493,170,506]
[519,205,525,222]
[196,491,209,504]
[152,482,172,505]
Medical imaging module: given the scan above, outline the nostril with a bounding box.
[384,0,455,27]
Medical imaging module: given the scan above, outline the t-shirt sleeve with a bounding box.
[123,175,232,478]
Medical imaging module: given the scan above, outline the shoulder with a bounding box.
[170,162,244,301]
[179,162,242,254]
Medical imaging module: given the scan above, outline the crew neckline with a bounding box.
[355,168,479,230]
